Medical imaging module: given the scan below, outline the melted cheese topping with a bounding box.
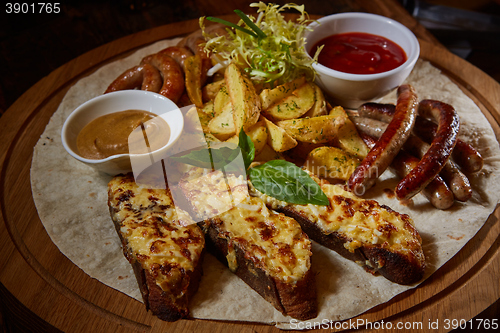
[108,174,204,297]
[180,169,312,283]
[249,178,422,257]
[180,168,249,220]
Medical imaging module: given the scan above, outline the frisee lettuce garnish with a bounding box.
[202,2,321,86]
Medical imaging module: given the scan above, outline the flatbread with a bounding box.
[30,37,500,328]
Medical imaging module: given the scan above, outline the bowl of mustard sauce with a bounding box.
[61,90,184,175]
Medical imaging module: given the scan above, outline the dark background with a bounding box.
[0,0,498,331]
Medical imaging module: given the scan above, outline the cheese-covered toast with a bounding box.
[249,173,425,285]
[179,168,318,320]
[108,173,205,321]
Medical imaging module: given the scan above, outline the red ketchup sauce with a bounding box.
[310,32,407,74]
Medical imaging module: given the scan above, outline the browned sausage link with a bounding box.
[391,150,455,209]
[452,139,484,173]
[157,46,194,72]
[358,103,396,123]
[359,102,484,174]
[414,116,483,173]
[347,84,418,195]
[105,64,162,94]
[358,127,455,209]
[354,117,471,202]
[350,116,387,138]
[141,53,185,103]
[139,63,163,92]
[177,22,227,55]
[404,135,472,202]
[395,100,460,200]
[178,23,227,85]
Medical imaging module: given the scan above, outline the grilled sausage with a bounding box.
[395,100,460,200]
[413,116,483,173]
[140,53,185,103]
[403,135,472,202]
[158,46,194,71]
[358,102,484,173]
[105,63,162,94]
[359,131,455,210]
[177,23,227,84]
[347,84,418,196]
[353,116,470,203]
[358,102,396,122]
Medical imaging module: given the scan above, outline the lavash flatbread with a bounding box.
[30,37,500,328]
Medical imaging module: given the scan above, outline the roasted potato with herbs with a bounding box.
[259,76,306,110]
[304,146,360,181]
[286,141,325,162]
[246,118,268,155]
[263,117,298,152]
[207,102,236,140]
[303,83,328,118]
[202,79,225,103]
[277,115,345,144]
[184,54,204,108]
[184,102,216,133]
[329,106,370,159]
[225,63,261,132]
[213,85,231,118]
[263,82,316,120]
[255,143,284,162]
[225,118,268,155]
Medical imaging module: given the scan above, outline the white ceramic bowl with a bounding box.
[61,90,184,175]
[306,12,420,108]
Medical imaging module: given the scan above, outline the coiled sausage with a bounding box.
[140,53,185,103]
[105,63,162,94]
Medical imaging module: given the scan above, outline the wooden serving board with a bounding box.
[0,15,498,333]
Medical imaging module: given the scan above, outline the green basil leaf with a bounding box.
[170,128,255,173]
[238,127,255,170]
[248,160,329,205]
[170,145,241,171]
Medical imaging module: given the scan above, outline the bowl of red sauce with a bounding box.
[306,12,420,108]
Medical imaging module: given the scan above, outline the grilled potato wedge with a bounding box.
[329,106,370,159]
[277,115,345,144]
[208,102,236,141]
[184,54,204,108]
[224,118,268,155]
[263,117,297,152]
[202,79,225,103]
[303,83,328,118]
[213,84,231,118]
[263,82,316,120]
[259,76,306,110]
[304,146,360,181]
[225,63,261,132]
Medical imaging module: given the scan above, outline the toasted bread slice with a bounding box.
[108,173,205,321]
[249,173,425,285]
[179,168,317,320]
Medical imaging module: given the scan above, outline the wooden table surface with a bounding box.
[0,1,498,332]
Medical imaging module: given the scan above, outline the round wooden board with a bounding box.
[0,16,498,333]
